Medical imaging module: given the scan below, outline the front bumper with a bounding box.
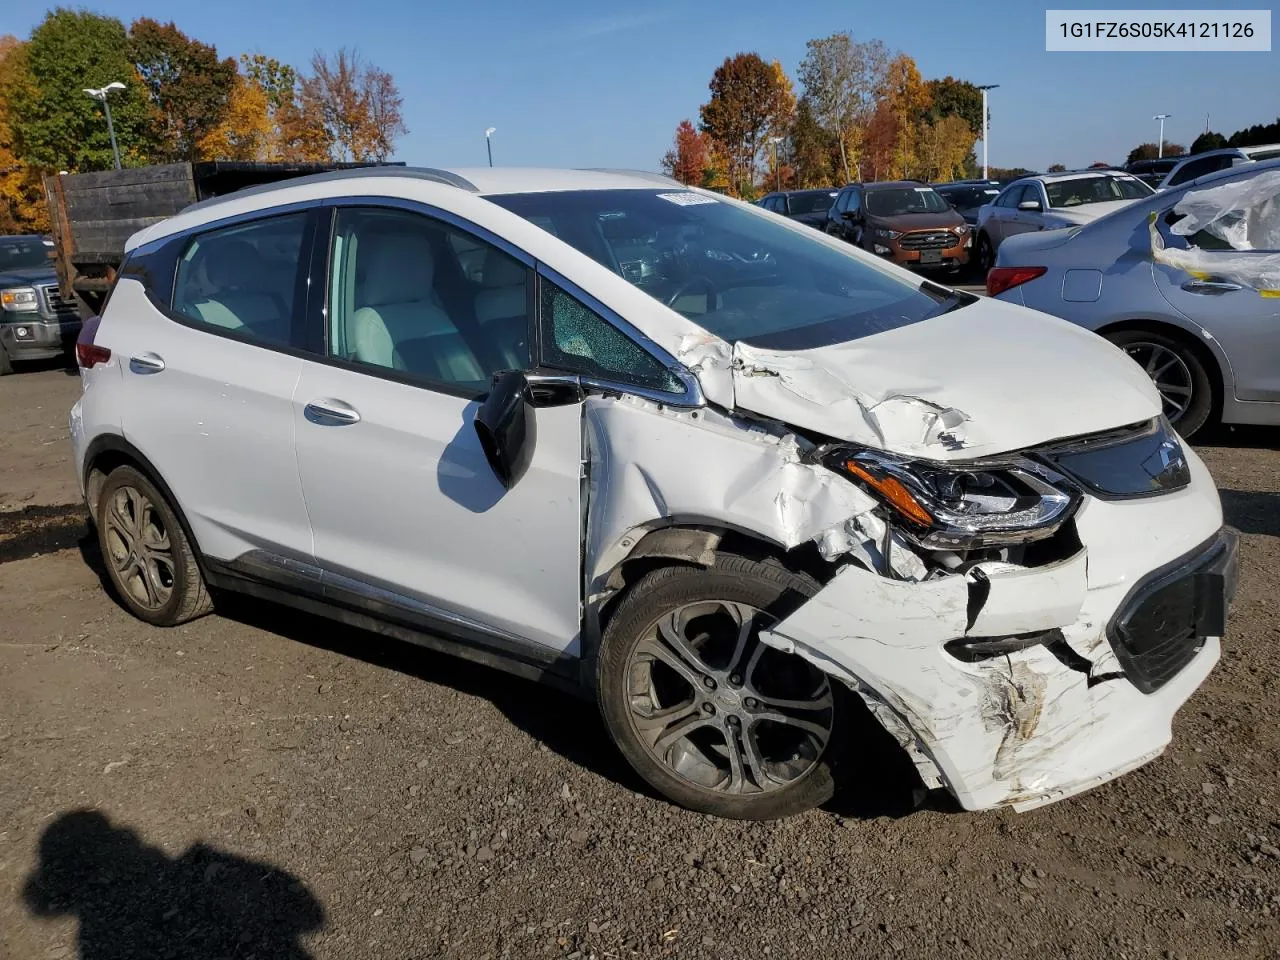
[0,315,80,360]
[879,233,970,270]
[763,448,1232,811]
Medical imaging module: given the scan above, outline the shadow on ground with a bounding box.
[23,810,324,959]
[1220,489,1280,538]
[1195,424,1280,451]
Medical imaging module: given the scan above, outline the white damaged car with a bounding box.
[70,167,1237,819]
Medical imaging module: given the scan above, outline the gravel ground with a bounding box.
[1,367,1278,960]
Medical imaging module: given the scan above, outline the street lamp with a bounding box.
[485,127,496,168]
[768,136,783,191]
[1153,114,1172,158]
[977,84,999,178]
[83,81,125,171]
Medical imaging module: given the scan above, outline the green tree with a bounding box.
[1047,163,1067,172]
[788,97,837,187]
[8,8,157,171]
[925,76,982,136]
[1190,131,1226,154]
[1227,118,1280,147]
[1127,141,1186,164]
[700,52,792,195]
[129,18,236,161]
[240,53,297,112]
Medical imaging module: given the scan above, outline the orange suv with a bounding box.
[825,181,971,272]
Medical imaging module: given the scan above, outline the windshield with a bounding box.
[1046,175,1154,207]
[864,187,950,216]
[489,189,967,349]
[788,191,838,215]
[937,186,1000,208]
[0,236,52,272]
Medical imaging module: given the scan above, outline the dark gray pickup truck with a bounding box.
[0,234,79,374]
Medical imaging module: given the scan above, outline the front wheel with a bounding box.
[1105,329,1215,438]
[0,346,12,376]
[975,233,995,276]
[597,555,847,820]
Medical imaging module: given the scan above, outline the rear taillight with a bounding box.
[986,266,1047,297]
[75,315,111,368]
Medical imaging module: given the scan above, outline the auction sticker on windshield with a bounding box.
[658,192,719,206]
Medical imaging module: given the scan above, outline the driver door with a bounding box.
[292,202,586,654]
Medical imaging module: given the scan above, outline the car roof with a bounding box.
[1174,154,1280,190]
[860,180,933,190]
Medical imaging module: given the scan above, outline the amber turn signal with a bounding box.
[843,460,934,527]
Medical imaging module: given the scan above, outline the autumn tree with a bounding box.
[300,48,405,162]
[882,54,931,179]
[8,9,157,171]
[197,74,272,160]
[797,33,889,181]
[129,19,236,161]
[0,36,49,233]
[661,119,711,186]
[917,114,975,182]
[699,53,792,196]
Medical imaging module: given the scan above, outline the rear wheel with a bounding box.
[597,555,847,820]
[96,466,213,626]
[1105,328,1215,438]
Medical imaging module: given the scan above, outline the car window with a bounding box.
[1165,173,1280,252]
[1250,148,1280,161]
[1169,156,1232,186]
[326,207,531,392]
[1045,175,1151,207]
[489,188,970,350]
[0,236,52,270]
[789,191,838,215]
[833,190,851,214]
[995,185,1023,208]
[172,213,307,348]
[539,279,682,394]
[847,189,862,214]
[864,187,949,216]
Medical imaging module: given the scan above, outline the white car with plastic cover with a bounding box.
[70,166,1237,819]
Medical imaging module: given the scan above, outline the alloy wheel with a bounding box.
[1122,341,1195,422]
[625,600,834,796]
[103,485,176,612]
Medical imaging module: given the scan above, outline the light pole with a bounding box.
[977,84,999,178]
[485,127,496,167]
[83,82,125,170]
[1153,114,1171,158]
[768,136,783,191]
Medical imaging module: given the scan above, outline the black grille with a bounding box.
[899,231,956,250]
[1108,531,1237,694]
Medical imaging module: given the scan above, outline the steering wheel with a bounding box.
[665,275,719,311]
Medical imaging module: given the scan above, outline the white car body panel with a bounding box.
[292,357,585,654]
[64,165,1233,815]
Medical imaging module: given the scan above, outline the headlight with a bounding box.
[821,448,1079,549]
[873,228,901,239]
[1,287,38,312]
[1041,417,1190,498]
[955,224,970,234]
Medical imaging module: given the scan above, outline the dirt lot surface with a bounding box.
[2,366,1278,960]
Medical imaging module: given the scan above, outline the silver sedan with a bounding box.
[988,159,1280,438]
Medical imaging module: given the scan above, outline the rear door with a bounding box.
[107,207,318,563]
[1152,173,1280,402]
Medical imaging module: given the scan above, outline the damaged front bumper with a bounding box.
[762,453,1234,812]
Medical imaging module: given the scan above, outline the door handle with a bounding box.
[304,399,361,425]
[129,353,165,374]
[1181,279,1243,294]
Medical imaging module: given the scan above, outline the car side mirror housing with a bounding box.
[841,210,858,221]
[474,370,583,490]
[1017,200,1043,212]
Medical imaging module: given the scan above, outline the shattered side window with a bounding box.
[538,280,683,394]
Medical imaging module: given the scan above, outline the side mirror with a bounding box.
[474,370,537,490]
[1017,200,1043,212]
[474,371,583,489]
[841,210,857,221]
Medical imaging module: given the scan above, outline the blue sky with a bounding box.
[4,0,1278,173]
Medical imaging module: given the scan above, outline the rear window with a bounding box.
[1046,175,1153,207]
[937,186,1000,207]
[788,191,838,215]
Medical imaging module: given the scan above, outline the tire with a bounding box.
[1104,328,1215,439]
[597,554,849,820]
[0,346,12,376]
[95,465,213,626]
[975,232,995,277]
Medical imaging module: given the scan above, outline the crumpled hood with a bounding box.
[713,297,1161,461]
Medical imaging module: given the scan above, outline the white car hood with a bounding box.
[1049,199,1136,224]
[698,296,1161,461]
